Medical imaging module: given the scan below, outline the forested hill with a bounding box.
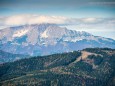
[0,48,115,86]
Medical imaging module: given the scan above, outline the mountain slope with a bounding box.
[0,23,115,56]
[0,50,29,64]
[0,48,115,86]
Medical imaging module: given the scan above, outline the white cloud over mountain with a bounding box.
[4,15,67,26]
[0,14,114,27]
[0,14,115,39]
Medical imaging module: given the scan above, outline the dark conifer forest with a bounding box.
[0,48,115,86]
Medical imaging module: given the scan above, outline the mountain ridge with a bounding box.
[0,23,115,56]
[0,50,29,64]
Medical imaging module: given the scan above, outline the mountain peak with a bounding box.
[0,24,115,56]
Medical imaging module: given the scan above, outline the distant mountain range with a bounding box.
[0,48,115,86]
[0,50,29,64]
[0,23,115,56]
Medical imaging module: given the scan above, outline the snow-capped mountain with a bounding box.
[0,23,115,56]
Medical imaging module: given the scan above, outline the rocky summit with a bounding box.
[0,23,115,56]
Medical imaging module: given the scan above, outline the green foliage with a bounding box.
[88,55,103,65]
[0,48,115,86]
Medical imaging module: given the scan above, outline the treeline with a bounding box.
[0,48,115,86]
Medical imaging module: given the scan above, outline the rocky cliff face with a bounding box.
[0,23,115,56]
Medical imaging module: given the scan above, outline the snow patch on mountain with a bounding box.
[71,38,83,42]
[13,29,28,37]
[11,42,20,45]
[41,30,48,38]
[63,37,83,42]
[0,23,115,56]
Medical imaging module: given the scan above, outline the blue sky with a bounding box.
[0,0,115,39]
[0,0,115,17]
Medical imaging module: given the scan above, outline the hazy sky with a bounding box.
[0,0,115,39]
[0,0,115,17]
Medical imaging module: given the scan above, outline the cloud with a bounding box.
[0,14,114,39]
[3,15,67,26]
[89,1,115,6]
[5,15,27,25]
[0,14,115,30]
